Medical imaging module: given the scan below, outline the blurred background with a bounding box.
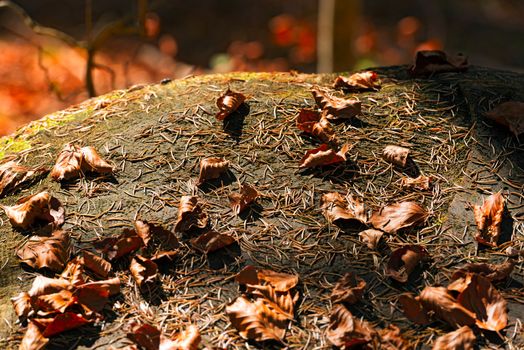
[0,0,523,136]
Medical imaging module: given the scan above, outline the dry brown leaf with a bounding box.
[400,175,432,191]
[159,324,201,350]
[76,250,111,278]
[20,321,49,350]
[61,260,86,286]
[326,304,376,348]
[299,143,350,169]
[134,220,179,249]
[226,296,288,342]
[216,89,246,121]
[370,201,427,234]
[127,323,161,350]
[197,157,230,185]
[190,230,236,253]
[248,284,298,319]
[383,145,410,167]
[410,50,468,76]
[311,88,361,120]
[236,265,299,292]
[130,255,158,288]
[378,325,413,350]
[330,273,366,305]
[432,326,476,350]
[296,109,336,144]
[321,192,367,225]
[11,292,32,319]
[174,196,208,232]
[398,293,431,325]
[28,276,70,297]
[229,183,259,215]
[34,289,75,314]
[79,277,121,296]
[452,259,515,282]
[386,245,428,283]
[2,191,64,229]
[333,71,380,92]
[358,229,384,249]
[485,101,524,136]
[17,230,70,272]
[80,146,114,174]
[473,192,505,247]
[51,144,113,181]
[0,161,46,198]
[97,229,144,260]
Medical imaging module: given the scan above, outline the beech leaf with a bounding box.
[216,89,246,121]
[236,265,299,292]
[127,323,160,350]
[358,229,384,249]
[330,273,366,305]
[97,229,144,260]
[299,143,350,169]
[190,230,236,253]
[76,250,112,278]
[197,157,230,185]
[51,144,113,181]
[400,175,432,190]
[159,324,201,350]
[370,201,427,234]
[378,325,413,350]
[17,230,70,272]
[11,292,32,319]
[20,321,49,350]
[28,276,70,297]
[410,50,468,76]
[386,245,428,283]
[2,191,64,229]
[452,259,515,282]
[34,312,91,337]
[130,255,158,288]
[432,326,476,350]
[321,192,367,225]
[485,101,524,136]
[333,71,380,92]
[383,145,410,167]
[174,196,208,232]
[311,88,361,120]
[0,161,46,198]
[326,304,376,348]
[296,109,336,144]
[473,192,505,247]
[229,183,259,215]
[134,220,179,249]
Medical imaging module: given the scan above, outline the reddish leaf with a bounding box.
[485,101,524,136]
[299,143,350,168]
[216,89,246,121]
[432,326,475,350]
[382,145,410,167]
[130,255,158,288]
[358,229,384,249]
[2,191,64,229]
[473,192,505,247]
[97,229,143,260]
[386,245,428,283]
[400,175,432,190]
[311,88,361,120]
[34,312,91,337]
[321,192,367,225]
[190,230,236,253]
[333,71,380,92]
[0,161,46,198]
[330,273,366,305]
[76,250,111,278]
[197,157,230,185]
[326,304,376,348]
[296,109,336,143]
[378,325,413,350]
[410,50,468,76]
[398,294,431,325]
[51,144,113,181]
[127,323,161,350]
[452,259,515,282]
[17,230,70,272]
[174,196,208,232]
[34,289,75,314]
[370,201,427,234]
[236,265,299,292]
[11,292,32,319]
[159,324,201,350]
[80,277,121,296]
[228,183,259,215]
[74,284,110,313]
[20,321,49,350]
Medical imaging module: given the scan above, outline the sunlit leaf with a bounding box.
[333,71,380,92]
[370,201,427,234]
[378,325,413,350]
[134,220,179,249]
[80,146,114,174]
[174,196,208,232]
[216,89,246,121]
[473,192,505,247]
[159,324,201,350]
[358,229,384,249]
[236,265,299,292]
[296,109,336,144]
[11,292,32,319]
[228,183,259,215]
[130,255,158,288]
[34,312,91,337]
[311,88,361,120]
[0,161,46,198]
[127,323,160,350]
[197,157,230,186]
[20,321,48,350]
[96,229,143,260]
[400,175,432,190]
[50,144,113,181]
[321,192,367,225]
[76,250,111,279]
[190,230,236,253]
[2,191,64,229]
[452,259,515,282]
[326,304,376,348]
[432,325,475,350]
[28,276,70,298]
[386,245,428,283]
[382,145,410,167]
[17,230,70,272]
[299,143,350,168]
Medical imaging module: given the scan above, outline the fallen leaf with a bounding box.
[50,144,113,181]
[34,312,91,337]
[80,146,114,174]
[17,230,70,272]
[473,192,505,247]
[28,276,70,297]
[226,296,288,342]
[432,325,475,350]
[229,183,259,215]
[386,245,428,283]
[127,323,160,350]
[485,101,524,136]
[0,161,46,198]
[370,201,427,234]
[382,145,410,167]
[400,175,432,190]
[79,277,121,296]
[333,71,380,91]
[134,220,179,249]
[11,292,32,319]
[197,157,230,185]
[321,192,367,225]
[97,229,144,260]
[452,259,515,282]
[358,229,384,249]
[2,191,64,229]
[330,273,366,305]
[326,304,376,348]
[190,230,236,253]
[398,294,431,325]
[216,89,246,121]
[410,50,468,76]
[174,196,208,232]
[236,265,299,292]
[296,109,336,143]
[61,260,86,286]
[159,324,201,350]
[130,255,158,288]
[311,88,361,120]
[378,325,413,350]
[299,143,350,168]
[20,321,49,350]
[33,289,75,314]
[76,251,111,279]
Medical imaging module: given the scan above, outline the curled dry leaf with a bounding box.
[383,145,410,167]
[35,312,91,337]
[20,321,49,350]
[452,259,515,282]
[299,143,350,169]
[333,71,380,91]
[485,101,524,136]
[130,255,158,288]
[296,109,336,144]
[400,175,432,191]
[174,196,208,232]
[33,289,74,314]
[11,292,32,319]
[236,265,299,292]
[2,191,64,229]
[0,161,46,198]
[386,245,428,283]
[410,50,468,76]
[330,273,366,305]
[321,192,367,225]
[326,304,376,348]
[216,89,246,121]
[76,251,111,278]
[190,230,236,253]
[370,201,427,234]
[61,260,86,286]
[311,88,361,120]
[358,229,384,249]
[473,192,505,247]
[79,277,121,297]
[28,276,70,297]
[17,230,70,272]
[159,324,201,350]
[134,220,179,249]
[127,323,160,350]
[50,144,113,181]
[226,296,288,342]
[432,325,475,350]
[197,157,230,185]
[378,325,413,350]
[229,183,259,215]
[97,229,144,260]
